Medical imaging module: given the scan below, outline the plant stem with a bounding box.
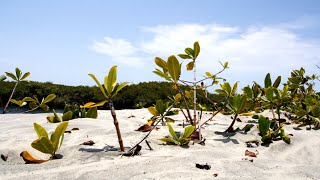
[3,81,19,114]
[193,60,197,127]
[225,113,238,133]
[109,100,124,152]
[23,106,39,113]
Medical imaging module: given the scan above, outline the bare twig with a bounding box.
[145,140,153,150]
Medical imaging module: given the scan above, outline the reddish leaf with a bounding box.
[245,150,258,157]
[135,125,158,132]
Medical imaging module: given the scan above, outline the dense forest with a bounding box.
[0,81,224,111]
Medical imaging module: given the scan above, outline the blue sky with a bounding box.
[1,0,320,90]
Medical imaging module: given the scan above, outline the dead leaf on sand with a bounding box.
[195,163,211,170]
[123,144,142,157]
[20,151,48,164]
[71,128,79,131]
[1,154,8,161]
[135,124,158,132]
[245,150,258,157]
[80,140,95,146]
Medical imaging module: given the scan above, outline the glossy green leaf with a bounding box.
[153,69,171,81]
[167,123,179,141]
[205,72,212,77]
[43,94,56,104]
[182,125,195,139]
[31,136,54,155]
[86,107,98,119]
[15,68,22,80]
[105,65,117,96]
[258,115,270,136]
[159,137,175,144]
[5,72,17,81]
[185,48,194,57]
[242,86,253,99]
[22,97,36,102]
[114,82,130,97]
[264,73,272,88]
[193,41,200,59]
[62,111,73,121]
[223,62,229,68]
[273,76,281,88]
[88,74,107,98]
[21,72,30,81]
[50,121,69,152]
[33,123,49,139]
[167,55,181,82]
[177,54,192,59]
[39,104,49,111]
[155,57,167,70]
[156,100,165,115]
[265,87,274,102]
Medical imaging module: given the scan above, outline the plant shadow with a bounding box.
[213,137,239,144]
[79,145,120,153]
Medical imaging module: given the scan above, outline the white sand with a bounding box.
[1,109,320,180]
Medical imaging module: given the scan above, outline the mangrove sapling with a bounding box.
[159,123,195,146]
[11,94,56,113]
[20,122,69,163]
[147,100,178,126]
[89,66,130,152]
[258,115,290,144]
[153,42,228,140]
[3,68,30,114]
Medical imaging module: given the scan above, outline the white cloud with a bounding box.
[91,37,143,66]
[91,21,320,88]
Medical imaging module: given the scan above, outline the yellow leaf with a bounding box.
[20,151,49,163]
[146,119,156,125]
[148,106,160,116]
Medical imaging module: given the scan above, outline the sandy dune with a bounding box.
[0,109,319,179]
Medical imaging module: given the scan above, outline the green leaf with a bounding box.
[22,97,36,102]
[155,57,167,70]
[153,69,171,81]
[185,48,194,57]
[177,54,192,59]
[167,123,179,141]
[258,115,270,136]
[205,72,212,77]
[156,100,165,115]
[232,82,238,95]
[29,101,38,110]
[43,94,56,104]
[88,74,107,98]
[273,76,281,88]
[193,41,200,59]
[165,117,175,123]
[86,107,98,119]
[105,65,117,96]
[167,55,181,82]
[39,104,49,111]
[114,82,130,97]
[223,62,229,68]
[5,72,17,81]
[33,123,49,139]
[53,109,61,122]
[21,72,30,81]
[182,125,195,139]
[242,86,253,99]
[15,68,22,80]
[215,89,228,97]
[50,122,69,152]
[264,73,272,88]
[31,136,54,155]
[62,111,73,121]
[265,87,274,102]
[159,137,175,144]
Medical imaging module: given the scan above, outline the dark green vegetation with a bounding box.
[0,81,224,111]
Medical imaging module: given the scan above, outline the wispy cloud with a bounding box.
[91,20,320,87]
[91,37,143,66]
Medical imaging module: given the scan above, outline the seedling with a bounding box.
[258,115,290,144]
[20,122,69,163]
[159,123,195,146]
[3,68,30,114]
[10,94,56,113]
[89,66,130,152]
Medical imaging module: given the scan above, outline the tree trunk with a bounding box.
[3,81,19,114]
[109,101,124,152]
